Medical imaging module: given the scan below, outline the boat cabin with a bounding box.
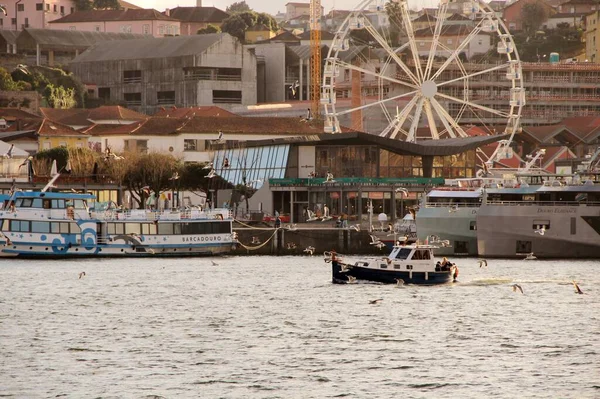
[388,245,433,261]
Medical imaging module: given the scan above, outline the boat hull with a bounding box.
[332,260,454,285]
[416,207,478,256]
[477,204,600,258]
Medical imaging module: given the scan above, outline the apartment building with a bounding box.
[0,0,75,31]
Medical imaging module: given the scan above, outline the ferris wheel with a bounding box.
[321,0,524,162]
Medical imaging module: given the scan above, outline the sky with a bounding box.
[130,0,440,15]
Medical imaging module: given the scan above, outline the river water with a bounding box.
[0,255,598,398]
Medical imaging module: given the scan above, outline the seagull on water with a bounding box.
[572,280,584,294]
[78,271,86,279]
[369,298,383,304]
[211,260,219,266]
[395,278,404,287]
[512,284,524,294]
[478,259,488,268]
[286,242,297,250]
[347,276,357,284]
[524,252,537,260]
[303,246,315,255]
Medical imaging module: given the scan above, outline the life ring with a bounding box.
[214,214,223,220]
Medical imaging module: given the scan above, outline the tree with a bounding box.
[226,1,251,13]
[93,0,121,9]
[197,24,221,34]
[521,2,548,36]
[256,12,278,32]
[44,84,77,109]
[0,67,19,91]
[221,14,253,41]
[73,0,93,10]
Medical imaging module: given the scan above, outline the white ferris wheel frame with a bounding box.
[321,0,525,163]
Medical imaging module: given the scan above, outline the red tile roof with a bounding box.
[83,116,343,136]
[49,9,178,23]
[40,106,147,126]
[153,106,238,118]
[0,108,42,120]
[7,118,90,137]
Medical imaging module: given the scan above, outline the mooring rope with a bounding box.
[234,219,276,230]
[236,229,278,251]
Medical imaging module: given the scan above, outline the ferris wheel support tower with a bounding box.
[310,0,322,120]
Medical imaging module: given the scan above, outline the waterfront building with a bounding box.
[167,6,230,36]
[48,9,180,37]
[69,33,257,114]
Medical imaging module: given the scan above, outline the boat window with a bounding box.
[157,223,174,235]
[114,223,124,235]
[32,199,43,208]
[406,265,413,270]
[107,223,115,235]
[174,223,181,234]
[422,250,430,260]
[393,264,401,269]
[380,263,387,269]
[10,220,30,232]
[125,223,141,235]
[31,221,50,233]
[142,223,157,235]
[0,220,7,230]
[73,199,86,209]
[43,200,51,209]
[70,223,81,233]
[60,222,70,233]
[181,222,205,235]
[412,250,422,260]
[470,221,477,231]
[52,199,66,209]
[22,199,33,208]
[393,248,412,260]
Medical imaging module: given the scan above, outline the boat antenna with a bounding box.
[41,172,61,193]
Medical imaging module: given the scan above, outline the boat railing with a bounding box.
[424,202,481,208]
[92,208,233,221]
[485,200,600,206]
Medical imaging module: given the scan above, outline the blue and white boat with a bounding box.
[0,190,236,258]
[326,243,458,285]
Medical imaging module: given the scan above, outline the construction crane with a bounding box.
[310,0,322,120]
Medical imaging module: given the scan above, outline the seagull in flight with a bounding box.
[512,284,524,294]
[251,236,261,244]
[19,156,33,169]
[205,169,216,178]
[572,280,584,294]
[349,224,360,231]
[368,298,383,304]
[395,187,409,197]
[303,246,315,255]
[202,162,213,170]
[534,226,546,236]
[78,271,86,279]
[285,224,298,231]
[478,259,488,268]
[325,172,335,183]
[347,276,357,284]
[169,171,180,181]
[375,242,386,250]
[369,234,382,245]
[2,144,14,159]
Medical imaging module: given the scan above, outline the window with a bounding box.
[124,92,142,106]
[157,91,175,105]
[46,3,50,10]
[470,221,477,230]
[17,3,24,11]
[11,18,16,25]
[60,5,64,14]
[36,3,43,11]
[123,70,142,83]
[184,139,197,151]
[32,222,50,233]
[24,18,29,27]
[98,87,111,100]
[53,4,57,12]
[159,25,164,34]
[120,24,132,33]
[71,7,74,13]
[212,90,242,104]
[124,139,148,153]
[95,25,101,32]
[43,142,51,150]
[142,24,150,35]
